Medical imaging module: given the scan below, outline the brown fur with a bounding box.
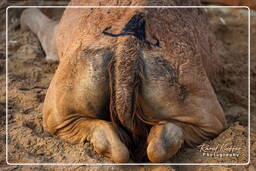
[19,0,228,163]
[109,37,150,161]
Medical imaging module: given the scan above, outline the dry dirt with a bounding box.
[0,1,255,171]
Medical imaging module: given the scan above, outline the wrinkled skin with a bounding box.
[21,0,227,163]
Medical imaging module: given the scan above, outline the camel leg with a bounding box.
[42,46,129,162]
[20,8,59,61]
[44,113,129,163]
[147,122,184,163]
[42,75,130,163]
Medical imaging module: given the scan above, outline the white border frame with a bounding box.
[5,5,251,166]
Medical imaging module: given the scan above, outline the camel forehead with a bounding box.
[56,0,213,69]
[57,7,205,49]
[60,7,202,30]
[60,0,203,39]
[68,0,201,6]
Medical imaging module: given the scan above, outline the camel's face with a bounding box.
[17,0,227,163]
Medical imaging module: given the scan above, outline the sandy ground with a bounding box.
[0,1,255,171]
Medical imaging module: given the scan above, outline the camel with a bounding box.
[20,0,227,163]
[20,8,59,61]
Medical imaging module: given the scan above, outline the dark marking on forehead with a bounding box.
[102,13,160,47]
